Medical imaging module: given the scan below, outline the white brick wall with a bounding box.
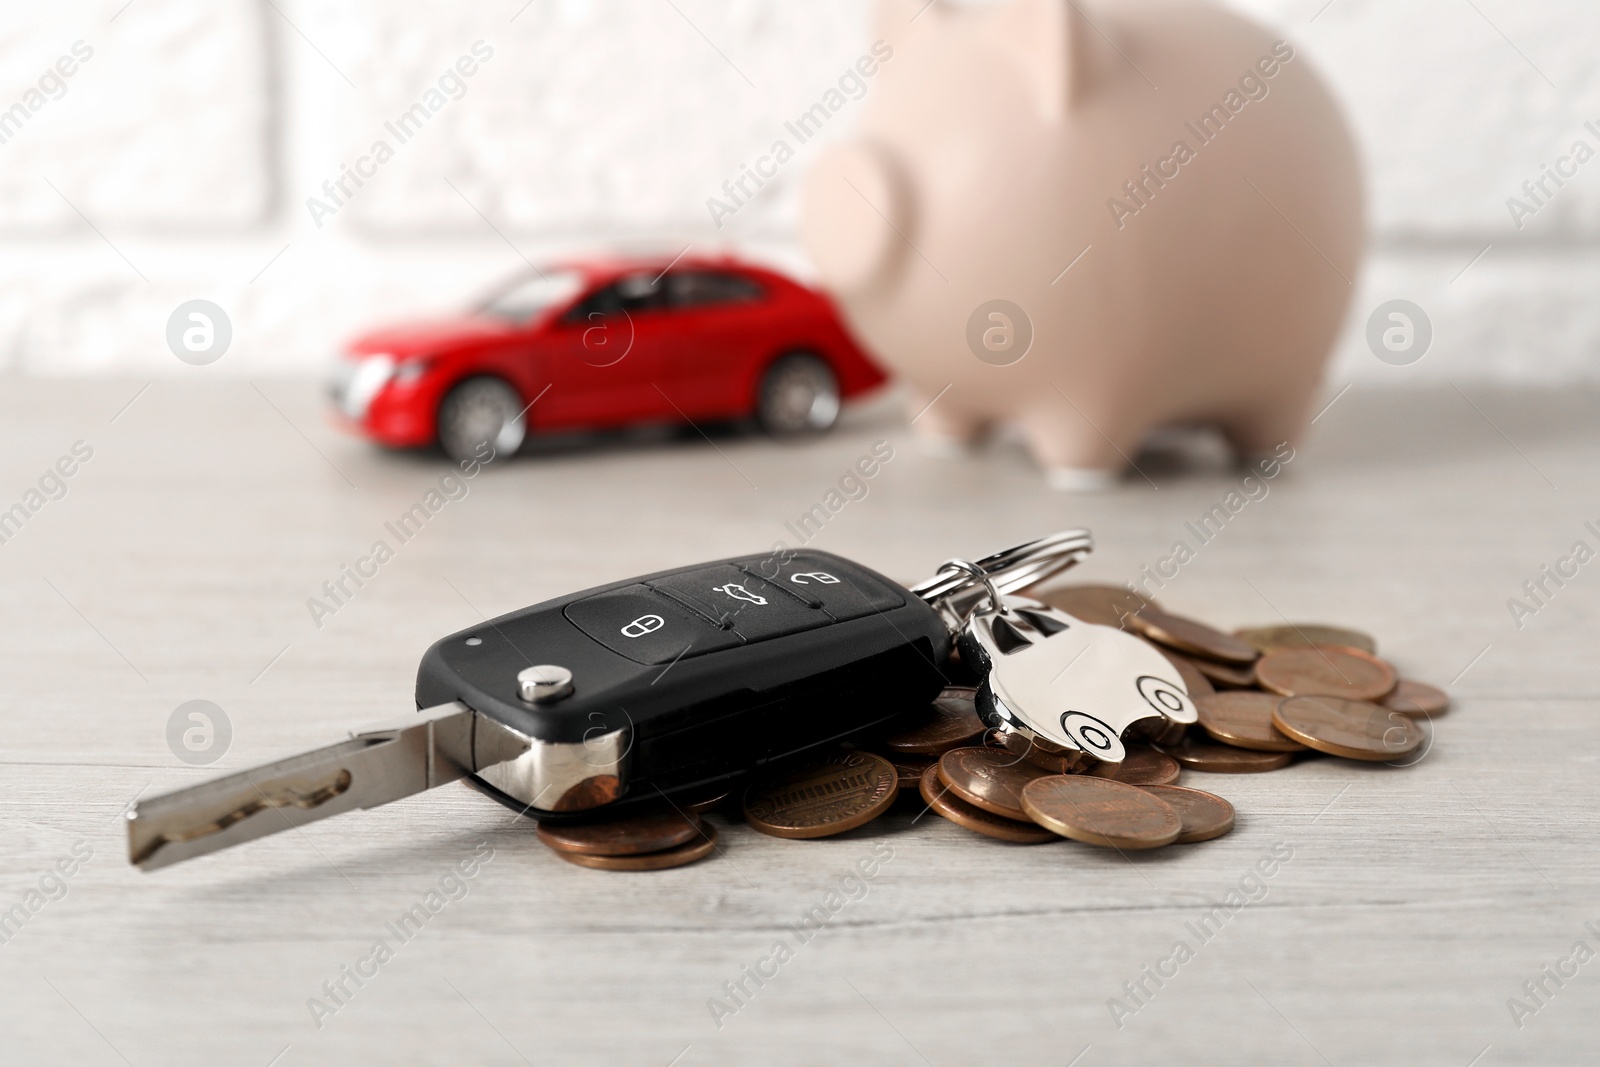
[2,0,1597,382]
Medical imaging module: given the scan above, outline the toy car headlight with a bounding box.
[393,358,430,385]
[340,354,396,418]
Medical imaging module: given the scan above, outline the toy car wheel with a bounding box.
[437,376,526,462]
[757,353,840,435]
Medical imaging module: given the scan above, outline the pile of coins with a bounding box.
[535,791,728,870]
[530,584,1447,869]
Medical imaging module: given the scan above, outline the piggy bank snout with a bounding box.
[801,140,912,296]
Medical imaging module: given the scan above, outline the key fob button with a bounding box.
[741,554,905,621]
[564,585,743,665]
[648,566,829,642]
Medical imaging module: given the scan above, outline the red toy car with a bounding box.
[330,254,886,460]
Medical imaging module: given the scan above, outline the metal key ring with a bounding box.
[933,558,1006,616]
[910,528,1093,606]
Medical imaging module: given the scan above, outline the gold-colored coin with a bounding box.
[1139,785,1236,844]
[1189,655,1257,689]
[1383,679,1450,717]
[743,750,898,839]
[937,746,1054,821]
[1020,776,1181,850]
[536,808,701,857]
[1154,733,1294,773]
[1033,584,1156,628]
[1195,692,1307,753]
[1254,645,1398,701]
[1235,623,1377,656]
[552,822,718,871]
[919,763,1056,844]
[879,687,986,756]
[1272,695,1425,761]
[1128,607,1258,665]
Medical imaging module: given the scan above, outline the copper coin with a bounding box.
[678,785,736,815]
[918,764,1055,844]
[1189,655,1258,689]
[1255,645,1398,701]
[1154,733,1294,773]
[1139,785,1236,844]
[1195,692,1307,753]
[1035,584,1156,628]
[1020,776,1181,849]
[1157,647,1215,699]
[879,687,986,756]
[888,755,934,792]
[743,750,898,839]
[1129,606,1258,665]
[536,808,701,856]
[1272,695,1425,761]
[1128,714,1190,747]
[937,746,1053,821]
[1236,623,1376,656]
[1383,679,1450,717]
[1093,747,1181,786]
[987,727,1098,774]
[549,774,623,811]
[553,821,718,871]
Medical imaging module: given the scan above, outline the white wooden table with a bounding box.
[1,379,1595,1066]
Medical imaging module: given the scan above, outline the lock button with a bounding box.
[565,585,743,665]
[648,566,829,642]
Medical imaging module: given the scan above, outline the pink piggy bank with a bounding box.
[802,0,1364,489]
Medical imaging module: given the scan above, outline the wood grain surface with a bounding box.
[1,379,1596,1066]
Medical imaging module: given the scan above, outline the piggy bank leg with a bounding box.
[1017,405,1137,491]
[907,390,990,457]
[1217,399,1311,471]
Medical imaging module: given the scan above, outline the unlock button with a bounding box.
[564,585,742,665]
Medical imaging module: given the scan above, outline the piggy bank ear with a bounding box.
[801,141,909,296]
[982,0,1097,120]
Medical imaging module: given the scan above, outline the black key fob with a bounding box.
[415,549,951,821]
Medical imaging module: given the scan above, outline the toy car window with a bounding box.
[565,275,666,321]
[669,271,765,308]
[478,269,584,323]
[615,273,662,305]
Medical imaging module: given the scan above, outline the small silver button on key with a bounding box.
[518,664,574,703]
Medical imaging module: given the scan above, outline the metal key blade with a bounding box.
[127,702,530,871]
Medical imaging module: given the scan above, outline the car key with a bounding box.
[126,703,530,870]
[133,540,1081,870]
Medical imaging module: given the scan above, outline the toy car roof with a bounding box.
[550,253,775,287]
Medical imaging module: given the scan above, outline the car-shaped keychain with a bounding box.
[330,254,886,459]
